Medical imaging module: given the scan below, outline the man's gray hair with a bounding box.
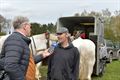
[12,16,29,29]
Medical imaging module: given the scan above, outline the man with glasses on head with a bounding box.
[0,16,51,80]
[47,27,80,80]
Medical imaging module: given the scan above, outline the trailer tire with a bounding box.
[118,51,120,61]
[109,53,113,63]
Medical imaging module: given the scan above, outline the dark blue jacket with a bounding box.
[0,32,43,80]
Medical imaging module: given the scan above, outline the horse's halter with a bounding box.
[45,32,50,48]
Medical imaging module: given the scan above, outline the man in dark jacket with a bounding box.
[47,27,80,80]
[0,16,51,80]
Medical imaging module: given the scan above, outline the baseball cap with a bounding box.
[56,27,69,34]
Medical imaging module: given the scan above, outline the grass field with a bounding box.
[40,60,120,80]
[92,60,120,80]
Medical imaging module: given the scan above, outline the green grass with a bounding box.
[92,60,120,80]
[40,61,120,80]
[39,65,48,77]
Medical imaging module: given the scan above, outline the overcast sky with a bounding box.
[0,0,120,24]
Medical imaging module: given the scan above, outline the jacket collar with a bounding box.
[14,32,31,45]
[58,42,73,49]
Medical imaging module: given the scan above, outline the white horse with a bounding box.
[72,37,95,80]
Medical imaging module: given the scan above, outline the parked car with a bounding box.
[113,42,120,60]
[104,39,114,63]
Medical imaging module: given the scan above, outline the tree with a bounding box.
[102,9,120,42]
[74,13,80,16]
[47,23,56,33]
[31,23,41,35]
[31,23,56,36]
[81,10,88,16]
[0,14,6,32]
[110,15,120,41]
[102,8,111,17]
[114,10,120,16]
[89,11,102,17]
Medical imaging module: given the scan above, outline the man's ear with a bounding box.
[23,24,26,31]
[66,35,68,37]
[66,33,69,37]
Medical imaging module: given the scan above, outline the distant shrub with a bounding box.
[0,32,6,36]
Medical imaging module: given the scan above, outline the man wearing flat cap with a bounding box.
[47,27,80,80]
[56,27,69,33]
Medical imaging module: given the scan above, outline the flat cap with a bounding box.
[56,27,69,33]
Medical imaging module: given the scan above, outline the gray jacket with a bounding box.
[0,32,43,80]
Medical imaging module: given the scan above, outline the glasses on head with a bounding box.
[56,33,63,36]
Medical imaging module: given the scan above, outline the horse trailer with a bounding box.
[57,16,107,76]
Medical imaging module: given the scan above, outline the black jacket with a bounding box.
[47,43,80,80]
